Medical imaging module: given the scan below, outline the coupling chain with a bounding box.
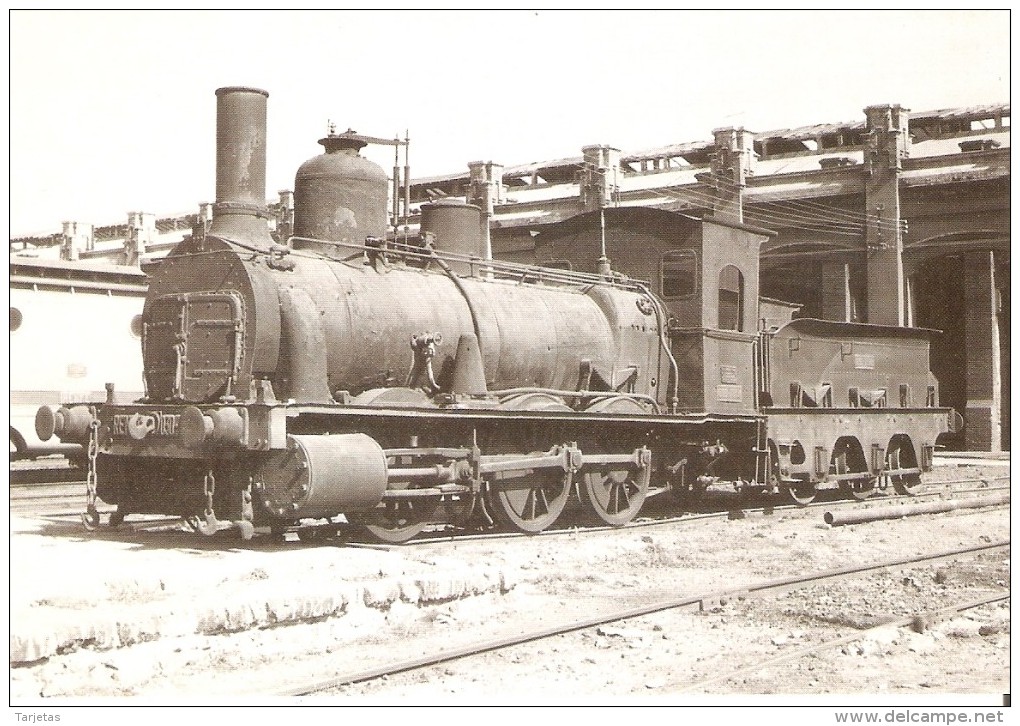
[204,470,216,517]
[81,410,100,530]
[195,469,221,536]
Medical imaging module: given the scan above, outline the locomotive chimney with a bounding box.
[209,86,274,247]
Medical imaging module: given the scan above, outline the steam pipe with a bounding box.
[823,493,1009,526]
[392,139,400,234]
[635,281,680,414]
[403,130,411,231]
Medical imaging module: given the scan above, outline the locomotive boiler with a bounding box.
[36,86,958,542]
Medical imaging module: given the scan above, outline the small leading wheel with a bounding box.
[487,468,571,534]
[785,480,816,506]
[347,497,440,544]
[579,462,649,526]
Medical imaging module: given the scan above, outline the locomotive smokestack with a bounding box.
[209,86,274,247]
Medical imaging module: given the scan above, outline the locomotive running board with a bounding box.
[286,402,762,428]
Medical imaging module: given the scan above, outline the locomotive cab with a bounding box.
[664,219,768,415]
[533,207,770,415]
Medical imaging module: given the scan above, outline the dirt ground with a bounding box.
[10,462,1009,705]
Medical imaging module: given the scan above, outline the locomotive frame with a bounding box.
[35,86,958,543]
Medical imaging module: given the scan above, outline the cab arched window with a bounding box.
[718,265,744,331]
[660,250,697,299]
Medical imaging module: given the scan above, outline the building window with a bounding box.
[660,250,697,299]
[10,307,22,332]
[718,264,744,331]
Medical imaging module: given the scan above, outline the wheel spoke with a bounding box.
[611,483,623,514]
[489,469,571,534]
[580,461,649,527]
[347,496,440,544]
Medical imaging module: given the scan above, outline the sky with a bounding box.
[7,9,1011,237]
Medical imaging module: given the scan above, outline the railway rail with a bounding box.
[673,592,1010,694]
[9,469,1010,534]
[278,541,1010,696]
[285,472,1010,546]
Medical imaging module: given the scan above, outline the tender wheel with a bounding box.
[487,468,571,534]
[785,480,816,506]
[832,442,874,501]
[347,497,440,544]
[887,447,922,496]
[840,478,876,501]
[579,459,649,526]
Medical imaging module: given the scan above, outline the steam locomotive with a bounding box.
[35,87,958,542]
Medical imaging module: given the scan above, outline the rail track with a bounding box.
[673,592,1010,694]
[400,476,1010,547]
[9,465,1010,538]
[278,540,1010,696]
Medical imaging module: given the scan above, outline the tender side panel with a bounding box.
[765,408,952,483]
[768,319,941,410]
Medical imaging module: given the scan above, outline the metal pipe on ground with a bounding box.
[824,493,1010,526]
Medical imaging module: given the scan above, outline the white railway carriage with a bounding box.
[9,258,146,459]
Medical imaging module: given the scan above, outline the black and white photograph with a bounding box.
[8,9,1011,717]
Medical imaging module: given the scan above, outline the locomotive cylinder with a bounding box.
[257,433,388,518]
[210,86,274,246]
[292,132,389,255]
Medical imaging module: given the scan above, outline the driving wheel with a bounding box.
[487,467,571,534]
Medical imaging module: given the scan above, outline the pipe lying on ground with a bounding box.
[824,493,1010,527]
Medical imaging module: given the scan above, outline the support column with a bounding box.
[963,250,1002,452]
[863,104,909,325]
[821,262,852,322]
[821,260,865,322]
[580,145,621,212]
[467,160,503,262]
[708,127,755,223]
[123,211,155,266]
[60,221,93,261]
